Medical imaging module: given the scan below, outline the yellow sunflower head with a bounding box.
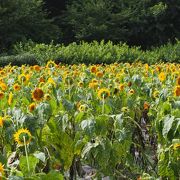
[153,90,159,98]
[39,77,45,83]
[121,107,129,113]
[129,89,135,95]
[173,143,180,150]
[32,88,44,101]
[47,77,56,87]
[92,79,98,83]
[176,76,180,86]
[18,74,30,84]
[78,81,84,87]
[44,94,51,101]
[0,117,4,127]
[78,104,88,112]
[89,82,98,89]
[46,60,56,68]
[143,102,150,110]
[96,71,103,78]
[14,128,32,146]
[0,91,4,99]
[29,103,36,112]
[174,86,180,97]
[97,88,110,100]
[33,65,41,71]
[158,72,166,82]
[0,162,4,176]
[13,83,21,91]
[8,92,13,105]
[90,66,97,73]
[119,83,125,91]
[0,82,7,91]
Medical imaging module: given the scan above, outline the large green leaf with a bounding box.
[19,155,39,176]
[162,115,175,138]
[40,171,63,180]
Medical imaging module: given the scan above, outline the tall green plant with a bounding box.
[0,0,59,51]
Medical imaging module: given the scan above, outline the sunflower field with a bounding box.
[0,61,179,179]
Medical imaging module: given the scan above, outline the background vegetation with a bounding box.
[0,40,179,66]
[0,0,179,52]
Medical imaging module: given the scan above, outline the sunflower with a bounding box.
[47,77,56,87]
[0,91,4,99]
[158,72,166,82]
[33,65,41,71]
[90,66,97,73]
[174,86,180,96]
[0,117,4,127]
[78,104,88,112]
[8,92,13,105]
[145,64,149,71]
[39,77,45,83]
[143,102,150,110]
[76,101,81,109]
[0,82,7,91]
[129,89,135,95]
[14,128,32,146]
[46,60,56,68]
[89,82,98,89]
[32,88,44,101]
[96,71,103,78]
[44,94,51,101]
[78,81,84,87]
[119,83,125,91]
[156,66,161,72]
[0,162,4,176]
[153,90,159,98]
[98,88,110,100]
[13,83,21,91]
[176,76,180,86]
[173,143,180,150]
[92,79,98,83]
[0,70,5,75]
[121,107,129,112]
[127,82,132,87]
[18,74,30,84]
[29,103,36,112]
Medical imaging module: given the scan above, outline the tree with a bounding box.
[0,0,59,51]
[61,0,180,48]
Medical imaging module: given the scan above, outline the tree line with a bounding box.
[0,0,179,51]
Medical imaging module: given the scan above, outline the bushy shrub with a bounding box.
[1,40,180,66]
[0,53,38,67]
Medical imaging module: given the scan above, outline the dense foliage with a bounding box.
[0,61,179,179]
[1,40,178,66]
[0,0,59,51]
[0,0,180,51]
[44,0,180,48]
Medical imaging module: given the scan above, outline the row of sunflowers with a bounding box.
[0,61,179,179]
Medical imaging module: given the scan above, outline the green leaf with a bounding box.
[36,103,52,125]
[81,141,100,158]
[40,170,63,180]
[162,115,175,138]
[19,155,39,176]
[75,112,85,123]
[8,176,24,180]
[33,152,46,163]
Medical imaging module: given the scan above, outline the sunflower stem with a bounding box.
[102,94,105,114]
[68,79,71,100]
[23,136,30,173]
